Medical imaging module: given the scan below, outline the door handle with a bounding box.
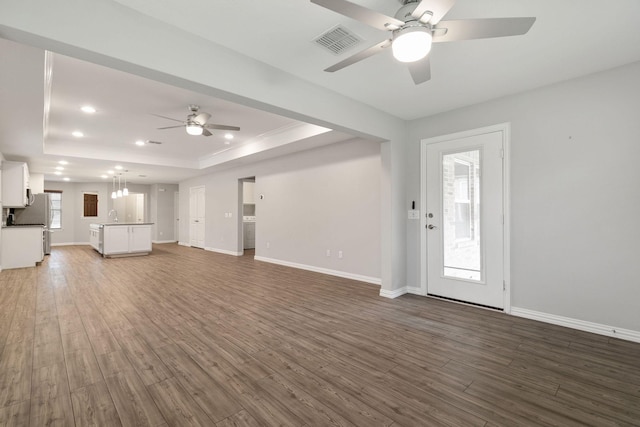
[427,224,437,230]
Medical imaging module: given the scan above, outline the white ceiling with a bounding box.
[1,0,640,184]
[113,0,640,119]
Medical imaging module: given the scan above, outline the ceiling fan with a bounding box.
[154,105,240,136]
[311,0,536,84]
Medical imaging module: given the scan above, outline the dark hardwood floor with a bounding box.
[0,243,639,426]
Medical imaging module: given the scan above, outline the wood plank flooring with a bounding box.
[0,243,639,426]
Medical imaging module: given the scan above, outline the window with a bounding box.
[46,190,62,229]
[83,193,98,217]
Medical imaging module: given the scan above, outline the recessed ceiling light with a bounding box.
[72,131,84,138]
[81,105,96,114]
[55,166,64,171]
[54,171,62,176]
[100,175,108,179]
[107,170,114,175]
[59,160,68,165]
[63,177,70,181]
[135,140,145,146]
[115,165,123,170]
[224,133,234,140]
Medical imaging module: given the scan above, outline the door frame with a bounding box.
[419,123,512,313]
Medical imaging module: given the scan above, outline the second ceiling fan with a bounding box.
[155,105,240,137]
[312,0,536,84]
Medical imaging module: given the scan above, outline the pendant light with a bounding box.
[117,174,123,198]
[111,176,117,199]
[122,172,129,196]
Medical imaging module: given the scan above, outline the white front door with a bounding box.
[423,126,506,309]
[189,186,205,248]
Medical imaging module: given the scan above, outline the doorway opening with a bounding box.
[239,177,256,256]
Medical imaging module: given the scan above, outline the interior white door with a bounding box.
[189,186,205,248]
[426,130,504,309]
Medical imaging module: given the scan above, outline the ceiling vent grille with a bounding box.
[314,25,362,55]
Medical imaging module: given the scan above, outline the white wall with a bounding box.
[406,61,640,332]
[44,181,110,245]
[180,138,381,281]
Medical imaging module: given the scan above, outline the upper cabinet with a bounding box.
[243,181,255,204]
[30,173,44,194]
[2,161,30,207]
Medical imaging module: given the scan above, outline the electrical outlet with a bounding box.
[338,250,343,259]
[266,242,270,249]
[326,249,331,257]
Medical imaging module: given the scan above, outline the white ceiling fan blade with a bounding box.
[206,124,241,131]
[193,112,211,125]
[325,39,391,72]
[433,17,536,43]
[202,128,213,137]
[411,0,456,24]
[157,125,184,130]
[311,0,404,31]
[407,57,431,85]
[151,113,184,123]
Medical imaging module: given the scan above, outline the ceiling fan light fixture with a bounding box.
[186,123,203,136]
[392,25,432,63]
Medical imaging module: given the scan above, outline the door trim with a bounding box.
[418,123,512,313]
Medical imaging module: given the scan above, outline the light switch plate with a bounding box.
[408,210,420,220]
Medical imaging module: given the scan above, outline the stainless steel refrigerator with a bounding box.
[13,193,52,254]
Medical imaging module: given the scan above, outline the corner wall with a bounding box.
[180,138,381,282]
[406,61,640,333]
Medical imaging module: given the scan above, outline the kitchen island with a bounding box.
[89,223,153,257]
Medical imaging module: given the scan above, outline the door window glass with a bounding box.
[442,150,481,281]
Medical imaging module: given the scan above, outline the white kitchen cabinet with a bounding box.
[243,181,255,204]
[89,225,102,253]
[100,224,153,257]
[30,173,44,194]
[2,161,30,207]
[129,225,152,252]
[1,226,44,269]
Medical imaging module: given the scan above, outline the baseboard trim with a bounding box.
[254,256,381,285]
[406,286,424,295]
[178,241,190,247]
[379,287,408,299]
[152,240,177,244]
[511,307,640,344]
[205,247,243,256]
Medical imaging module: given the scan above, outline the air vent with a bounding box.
[146,140,162,145]
[314,25,362,55]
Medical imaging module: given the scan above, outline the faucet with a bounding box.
[108,209,119,223]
